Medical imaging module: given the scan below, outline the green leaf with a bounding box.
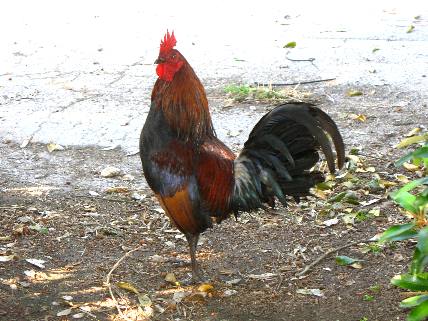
[372,48,380,53]
[413,147,428,160]
[391,190,418,213]
[408,300,428,321]
[363,294,375,301]
[392,273,428,291]
[400,295,428,308]
[407,25,415,33]
[417,228,428,255]
[336,255,363,266]
[316,181,335,190]
[411,248,428,275]
[284,41,296,48]
[396,151,417,167]
[379,223,417,243]
[411,228,428,274]
[328,191,347,203]
[391,177,428,213]
[29,224,48,234]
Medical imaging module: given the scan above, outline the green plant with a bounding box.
[363,243,382,254]
[224,84,251,102]
[380,135,428,321]
[369,284,381,293]
[363,294,375,302]
[224,83,308,103]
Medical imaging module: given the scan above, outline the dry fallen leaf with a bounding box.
[396,174,410,183]
[405,127,421,137]
[0,255,17,262]
[395,135,427,148]
[349,113,367,122]
[322,218,339,227]
[57,308,73,317]
[351,262,363,269]
[100,166,121,178]
[172,291,191,304]
[20,138,30,148]
[223,289,238,297]
[117,281,139,294]
[105,186,129,194]
[197,284,214,293]
[164,273,178,285]
[296,288,324,297]
[47,143,65,153]
[25,258,46,269]
[347,90,363,97]
[248,272,278,280]
[403,162,419,172]
[72,313,85,319]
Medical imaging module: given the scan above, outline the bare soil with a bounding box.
[1,84,426,321]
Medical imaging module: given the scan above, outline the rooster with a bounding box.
[140,31,345,282]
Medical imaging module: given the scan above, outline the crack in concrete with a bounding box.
[24,93,102,146]
[107,57,145,87]
[0,71,77,79]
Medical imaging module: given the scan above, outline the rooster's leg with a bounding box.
[185,233,202,282]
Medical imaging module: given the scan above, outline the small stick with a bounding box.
[286,56,315,62]
[105,245,143,319]
[400,291,428,298]
[254,78,336,87]
[0,206,26,210]
[68,195,135,203]
[297,239,376,277]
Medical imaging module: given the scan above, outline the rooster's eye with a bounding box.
[171,54,177,59]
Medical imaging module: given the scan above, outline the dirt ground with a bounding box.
[1,84,427,321]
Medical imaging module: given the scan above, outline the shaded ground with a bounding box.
[1,81,426,320]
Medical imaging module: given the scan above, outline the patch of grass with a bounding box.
[363,294,375,302]
[363,243,383,254]
[369,284,381,293]
[224,83,311,103]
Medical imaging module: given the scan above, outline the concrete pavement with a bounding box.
[0,1,427,153]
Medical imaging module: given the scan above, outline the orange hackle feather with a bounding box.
[152,60,214,142]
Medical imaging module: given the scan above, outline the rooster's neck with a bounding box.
[151,62,215,144]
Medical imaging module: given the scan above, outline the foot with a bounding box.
[180,270,208,285]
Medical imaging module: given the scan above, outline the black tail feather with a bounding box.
[231,102,345,212]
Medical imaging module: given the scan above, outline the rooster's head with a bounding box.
[155,30,184,82]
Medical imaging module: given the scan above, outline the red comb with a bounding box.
[159,30,176,53]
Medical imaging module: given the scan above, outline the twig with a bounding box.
[286,56,315,62]
[68,195,135,203]
[297,239,377,277]
[254,78,336,87]
[126,208,145,213]
[0,206,26,210]
[357,152,388,162]
[105,245,143,319]
[400,291,428,298]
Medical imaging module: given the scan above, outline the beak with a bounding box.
[154,57,164,64]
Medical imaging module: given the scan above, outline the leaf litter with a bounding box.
[2,118,424,320]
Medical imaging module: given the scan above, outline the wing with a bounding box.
[146,140,212,234]
[196,137,235,222]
